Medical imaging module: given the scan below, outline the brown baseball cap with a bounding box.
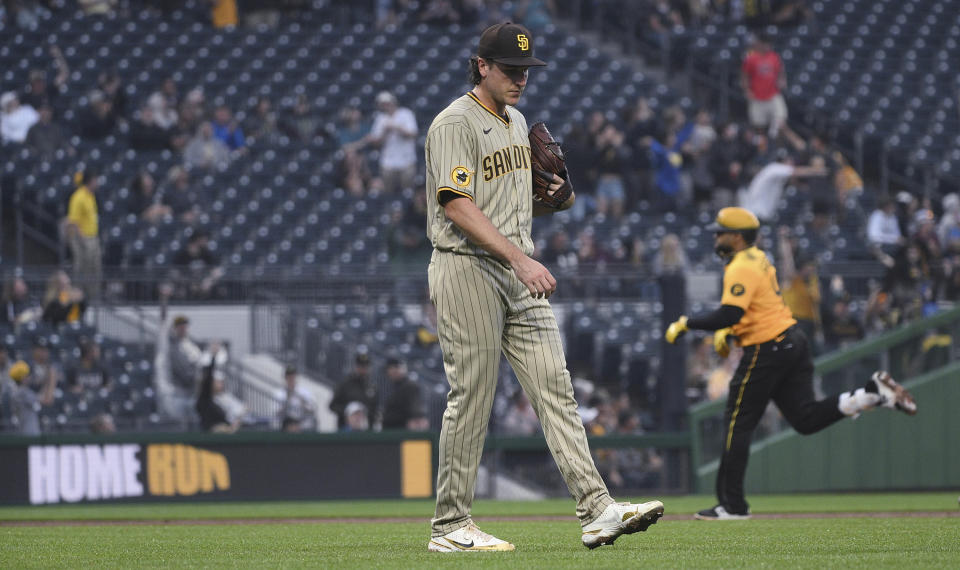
[478,22,546,67]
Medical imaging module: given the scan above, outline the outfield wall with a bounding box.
[0,432,434,506]
[695,362,960,493]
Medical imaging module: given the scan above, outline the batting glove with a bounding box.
[664,316,688,344]
[713,327,735,358]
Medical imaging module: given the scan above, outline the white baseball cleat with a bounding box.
[694,505,752,520]
[581,500,664,549]
[870,371,917,415]
[428,523,515,552]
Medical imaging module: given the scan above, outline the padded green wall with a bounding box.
[696,362,960,493]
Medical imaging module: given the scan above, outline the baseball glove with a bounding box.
[528,121,573,208]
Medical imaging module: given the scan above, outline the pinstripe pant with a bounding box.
[429,251,614,536]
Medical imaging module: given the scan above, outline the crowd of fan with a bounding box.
[3,3,956,458]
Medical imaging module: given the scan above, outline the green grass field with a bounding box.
[2,493,959,568]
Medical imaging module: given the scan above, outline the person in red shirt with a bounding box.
[740,34,787,137]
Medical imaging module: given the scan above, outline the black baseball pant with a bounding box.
[716,326,845,513]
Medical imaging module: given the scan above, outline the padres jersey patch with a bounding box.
[730,283,746,296]
[451,166,473,187]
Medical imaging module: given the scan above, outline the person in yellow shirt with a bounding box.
[777,226,821,352]
[665,207,917,520]
[65,169,102,300]
[210,0,237,29]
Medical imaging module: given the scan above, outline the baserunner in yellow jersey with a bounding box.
[665,207,918,520]
[425,21,663,552]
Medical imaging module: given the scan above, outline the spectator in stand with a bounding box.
[738,149,826,223]
[881,243,930,324]
[603,410,664,490]
[541,230,578,270]
[282,94,320,143]
[211,104,245,150]
[622,98,658,204]
[243,97,279,144]
[416,300,439,347]
[184,121,231,170]
[741,33,787,137]
[7,1,44,28]
[41,270,86,325]
[1,276,40,326]
[592,122,630,219]
[866,198,904,262]
[647,120,695,211]
[165,315,202,421]
[177,87,206,138]
[129,104,175,151]
[25,336,58,406]
[912,208,943,294]
[147,87,179,130]
[778,226,822,352]
[419,0,460,24]
[342,401,370,432]
[375,0,399,29]
[329,353,378,430]
[350,91,418,193]
[172,231,224,300]
[688,109,718,205]
[8,361,40,435]
[0,338,10,366]
[894,191,921,239]
[195,343,241,432]
[942,252,960,301]
[78,0,118,16]
[575,228,609,265]
[689,109,717,153]
[709,123,747,207]
[65,168,102,300]
[565,111,606,209]
[339,146,378,196]
[387,192,431,270]
[651,233,688,276]
[625,97,661,141]
[822,297,864,352]
[277,365,317,432]
[0,345,11,404]
[864,286,901,334]
[513,0,555,31]
[20,50,69,116]
[128,170,172,224]
[97,70,127,119]
[66,339,111,394]
[937,193,960,254]
[498,389,539,435]
[832,151,863,205]
[210,0,238,28]
[26,105,71,158]
[89,412,117,434]
[0,91,39,144]
[162,165,201,224]
[76,90,117,140]
[381,358,428,431]
[335,105,368,147]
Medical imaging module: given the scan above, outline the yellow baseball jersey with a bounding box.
[67,186,98,237]
[721,246,796,345]
[425,92,534,257]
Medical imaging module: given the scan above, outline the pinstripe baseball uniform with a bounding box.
[426,92,615,537]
